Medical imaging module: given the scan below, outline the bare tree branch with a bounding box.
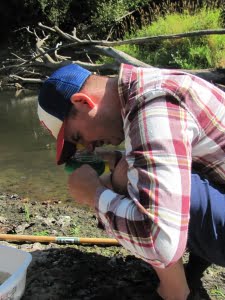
[9,75,43,83]
[2,23,225,89]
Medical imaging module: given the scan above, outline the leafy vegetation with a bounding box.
[114,8,225,69]
[1,0,224,41]
[30,0,72,26]
[90,0,150,37]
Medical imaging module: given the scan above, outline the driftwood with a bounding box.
[2,23,225,89]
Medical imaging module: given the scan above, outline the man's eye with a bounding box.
[72,134,81,143]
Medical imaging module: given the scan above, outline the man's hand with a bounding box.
[68,164,103,208]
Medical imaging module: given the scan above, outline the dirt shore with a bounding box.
[0,191,224,300]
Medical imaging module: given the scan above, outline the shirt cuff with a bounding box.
[95,186,118,226]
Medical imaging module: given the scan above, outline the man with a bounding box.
[104,154,225,298]
[38,63,225,299]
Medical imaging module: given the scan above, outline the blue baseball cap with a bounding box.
[38,64,91,164]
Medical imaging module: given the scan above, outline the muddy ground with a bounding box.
[0,191,224,300]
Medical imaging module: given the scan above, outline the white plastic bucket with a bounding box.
[0,245,32,300]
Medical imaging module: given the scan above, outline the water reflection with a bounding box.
[0,90,69,202]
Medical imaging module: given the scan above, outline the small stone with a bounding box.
[10,194,19,199]
[56,216,71,228]
[0,216,7,224]
[15,223,30,234]
[31,242,44,251]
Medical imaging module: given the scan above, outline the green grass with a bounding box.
[24,204,30,222]
[69,224,81,236]
[114,8,225,69]
[210,285,225,298]
[129,8,221,36]
[33,230,49,236]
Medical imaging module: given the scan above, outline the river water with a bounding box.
[0,90,70,202]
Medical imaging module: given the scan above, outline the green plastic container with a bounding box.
[65,152,105,176]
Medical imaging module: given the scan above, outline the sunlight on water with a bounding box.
[0,91,70,202]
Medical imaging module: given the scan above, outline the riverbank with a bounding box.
[0,191,224,299]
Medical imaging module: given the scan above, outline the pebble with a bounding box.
[56,216,71,228]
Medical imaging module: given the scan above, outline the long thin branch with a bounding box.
[9,75,43,83]
[38,24,225,46]
[118,29,225,45]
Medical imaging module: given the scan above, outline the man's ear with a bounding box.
[70,93,95,109]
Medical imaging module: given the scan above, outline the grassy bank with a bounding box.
[114,8,225,69]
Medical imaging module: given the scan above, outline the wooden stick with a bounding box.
[0,234,120,246]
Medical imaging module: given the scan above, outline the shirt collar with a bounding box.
[118,63,138,116]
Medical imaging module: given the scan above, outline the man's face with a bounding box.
[64,104,124,151]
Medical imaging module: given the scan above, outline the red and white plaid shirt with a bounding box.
[96,63,225,268]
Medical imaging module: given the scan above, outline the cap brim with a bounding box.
[56,123,76,165]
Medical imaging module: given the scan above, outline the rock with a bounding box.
[35,216,56,227]
[56,216,71,228]
[0,225,13,234]
[15,223,30,234]
[0,216,7,224]
[31,242,45,251]
[19,244,34,251]
[10,194,19,200]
